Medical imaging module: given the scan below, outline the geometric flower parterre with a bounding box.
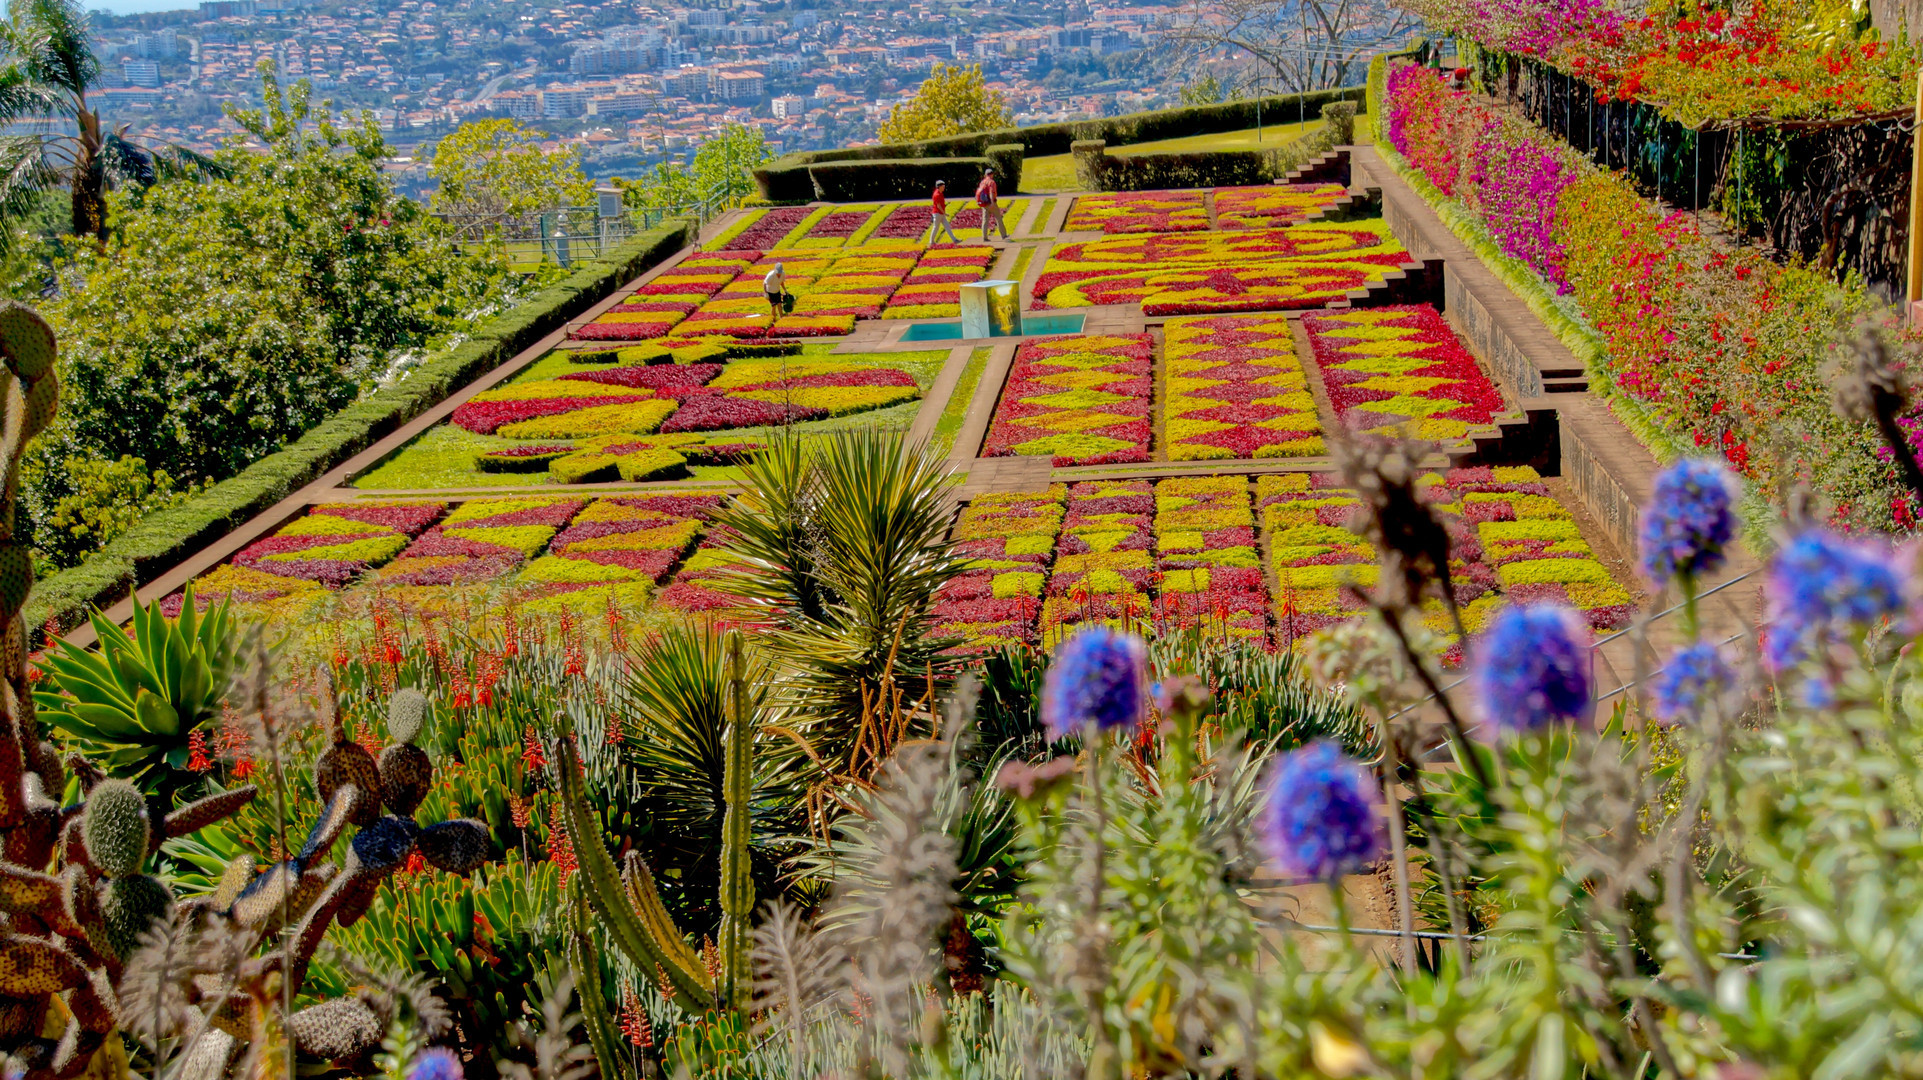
[1163,315,1325,460]
[982,334,1153,466]
[1299,304,1508,442]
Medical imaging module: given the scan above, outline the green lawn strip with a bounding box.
[354,345,949,490]
[1007,246,1037,285]
[929,347,992,457]
[1019,198,1056,236]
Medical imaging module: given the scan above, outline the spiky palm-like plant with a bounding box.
[709,429,972,786]
[0,0,223,249]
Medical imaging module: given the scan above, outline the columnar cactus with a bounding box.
[716,632,754,1014]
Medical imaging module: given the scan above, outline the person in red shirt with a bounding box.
[975,167,1009,242]
[928,179,960,245]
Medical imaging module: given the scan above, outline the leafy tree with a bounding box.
[427,116,593,218]
[0,0,222,248]
[1178,73,1229,106]
[616,122,771,209]
[22,64,505,568]
[876,62,1013,143]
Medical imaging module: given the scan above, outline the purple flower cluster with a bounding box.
[1260,740,1384,882]
[1472,604,1592,734]
[1640,458,1736,584]
[1654,642,1736,724]
[1765,530,1908,669]
[408,1048,463,1080]
[1040,626,1147,740]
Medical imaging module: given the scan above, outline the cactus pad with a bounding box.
[0,863,59,915]
[386,688,428,745]
[417,819,492,874]
[0,544,29,631]
[160,785,258,845]
[287,997,384,1060]
[0,301,57,381]
[315,743,383,827]
[376,744,432,816]
[348,815,420,874]
[229,861,298,928]
[0,933,86,995]
[297,787,359,867]
[81,780,149,878]
[212,855,253,910]
[100,874,173,959]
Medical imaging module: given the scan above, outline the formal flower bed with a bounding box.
[873,204,934,239]
[1215,184,1349,229]
[201,502,446,605]
[1151,476,1268,641]
[1032,222,1412,313]
[982,334,1153,466]
[798,210,878,245]
[882,245,994,318]
[451,381,660,435]
[951,198,1023,231]
[1042,480,1156,642]
[682,245,931,337]
[572,312,687,341]
[369,497,587,596]
[1065,191,1209,234]
[515,493,723,614]
[928,486,1068,652]
[1406,0,1923,123]
[1380,62,1898,527]
[1163,315,1325,460]
[494,399,681,439]
[1301,304,1508,442]
[1261,467,1633,658]
[717,207,810,250]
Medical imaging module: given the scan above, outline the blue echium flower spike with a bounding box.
[1765,530,1908,670]
[1640,458,1736,584]
[408,1048,464,1080]
[1260,740,1384,882]
[1653,642,1736,724]
[1041,625,1148,741]
[1473,603,1593,735]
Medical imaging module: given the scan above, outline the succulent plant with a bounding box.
[0,303,503,1080]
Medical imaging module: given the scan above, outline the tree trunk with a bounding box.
[70,107,106,245]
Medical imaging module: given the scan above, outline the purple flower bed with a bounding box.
[872,205,931,238]
[659,396,828,433]
[723,207,810,250]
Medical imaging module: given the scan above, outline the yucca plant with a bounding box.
[35,581,237,800]
[709,429,973,789]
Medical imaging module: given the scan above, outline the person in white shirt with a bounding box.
[764,262,785,319]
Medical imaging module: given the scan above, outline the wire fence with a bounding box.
[435,181,738,268]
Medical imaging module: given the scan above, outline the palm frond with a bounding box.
[0,133,57,254]
[97,127,154,188]
[146,141,230,183]
[6,0,98,97]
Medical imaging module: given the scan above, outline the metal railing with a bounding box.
[436,181,744,267]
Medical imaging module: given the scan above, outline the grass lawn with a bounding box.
[1019,116,1372,194]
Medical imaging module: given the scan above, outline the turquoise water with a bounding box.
[900,313,1087,341]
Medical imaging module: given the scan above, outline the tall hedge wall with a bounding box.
[1070,102,1359,192]
[27,218,696,638]
[753,85,1367,200]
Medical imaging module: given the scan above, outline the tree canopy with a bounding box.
[875,63,1013,144]
[427,117,593,219]
[616,122,772,209]
[23,68,510,569]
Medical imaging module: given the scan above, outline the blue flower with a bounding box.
[1041,626,1148,740]
[1640,458,1736,583]
[1765,530,1908,669]
[1653,642,1734,723]
[1473,604,1592,734]
[1260,740,1383,882]
[408,1049,463,1080]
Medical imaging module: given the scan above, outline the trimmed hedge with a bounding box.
[753,86,1367,201]
[26,217,697,637]
[1072,102,1360,192]
[803,148,1024,202]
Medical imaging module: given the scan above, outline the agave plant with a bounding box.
[35,581,237,798]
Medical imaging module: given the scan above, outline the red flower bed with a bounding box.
[872,205,931,238]
[659,396,828,433]
[608,301,701,314]
[805,211,871,239]
[308,503,443,533]
[730,369,917,392]
[722,208,808,250]
[451,395,642,434]
[560,364,724,392]
[1301,305,1507,441]
[380,553,525,587]
[572,321,680,341]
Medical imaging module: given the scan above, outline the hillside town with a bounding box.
[86,0,1172,184]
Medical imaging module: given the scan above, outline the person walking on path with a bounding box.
[764,261,786,322]
[928,179,961,245]
[975,167,1009,242]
